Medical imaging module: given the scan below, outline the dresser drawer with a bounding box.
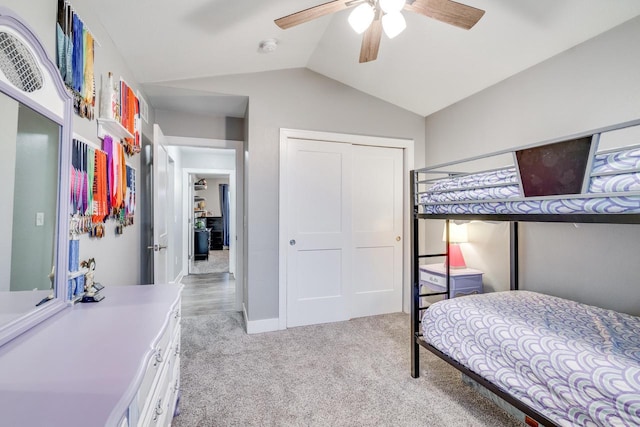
[140,328,181,427]
[140,359,172,426]
[137,329,172,411]
[136,300,181,415]
[419,265,483,299]
[164,351,181,424]
[420,270,446,288]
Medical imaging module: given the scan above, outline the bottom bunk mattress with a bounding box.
[422,291,640,426]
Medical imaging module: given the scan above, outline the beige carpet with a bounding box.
[173,312,522,427]
[190,250,229,274]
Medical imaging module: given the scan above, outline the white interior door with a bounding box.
[153,124,169,284]
[166,158,176,281]
[286,139,352,327]
[351,145,403,318]
[187,174,194,274]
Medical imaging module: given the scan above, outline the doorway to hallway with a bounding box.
[189,173,231,276]
[162,137,243,315]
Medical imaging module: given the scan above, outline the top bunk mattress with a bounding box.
[422,291,640,427]
[418,143,640,216]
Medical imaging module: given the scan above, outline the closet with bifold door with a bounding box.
[282,134,405,328]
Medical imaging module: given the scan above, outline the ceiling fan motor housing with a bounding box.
[274,0,485,62]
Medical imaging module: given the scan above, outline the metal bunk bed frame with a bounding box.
[410,201,640,427]
[410,120,640,426]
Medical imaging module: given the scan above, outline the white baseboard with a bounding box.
[171,271,184,285]
[243,303,279,334]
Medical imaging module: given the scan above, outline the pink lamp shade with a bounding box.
[448,243,466,268]
[442,223,469,269]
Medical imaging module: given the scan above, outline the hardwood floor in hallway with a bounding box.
[180,272,236,316]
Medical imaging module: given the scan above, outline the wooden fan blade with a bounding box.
[359,18,382,63]
[405,0,485,30]
[275,1,352,29]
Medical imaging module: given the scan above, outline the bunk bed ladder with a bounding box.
[411,171,452,378]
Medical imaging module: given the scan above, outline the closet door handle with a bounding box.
[289,240,296,246]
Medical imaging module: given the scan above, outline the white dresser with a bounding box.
[0,284,182,427]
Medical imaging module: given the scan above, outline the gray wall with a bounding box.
[196,177,230,218]
[423,16,640,315]
[180,148,235,171]
[164,68,426,321]
[156,109,244,141]
[243,106,250,311]
[1,0,154,287]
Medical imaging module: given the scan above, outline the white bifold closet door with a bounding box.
[351,145,403,319]
[286,139,403,328]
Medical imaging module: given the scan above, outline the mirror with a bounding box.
[0,7,72,346]
[0,94,60,325]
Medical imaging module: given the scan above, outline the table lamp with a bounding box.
[442,223,468,269]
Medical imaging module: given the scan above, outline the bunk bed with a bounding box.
[411,119,640,427]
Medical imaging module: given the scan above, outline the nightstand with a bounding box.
[419,264,483,298]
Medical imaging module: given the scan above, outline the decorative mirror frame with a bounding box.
[0,7,72,347]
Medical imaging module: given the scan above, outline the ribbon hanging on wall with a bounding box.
[56,0,96,120]
[71,138,109,237]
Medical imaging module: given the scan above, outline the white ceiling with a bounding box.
[89,0,640,117]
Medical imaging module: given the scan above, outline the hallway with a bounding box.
[180,272,236,317]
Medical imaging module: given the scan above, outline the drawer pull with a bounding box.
[152,398,163,421]
[175,345,180,356]
[174,379,179,391]
[153,349,163,366]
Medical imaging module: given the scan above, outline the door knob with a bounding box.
[147,244,168,251]
[289,239,296,246]
[396,236,401,241]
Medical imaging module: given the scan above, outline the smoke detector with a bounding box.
[258,39,278,53]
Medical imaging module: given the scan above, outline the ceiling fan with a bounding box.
[275,0,485,63]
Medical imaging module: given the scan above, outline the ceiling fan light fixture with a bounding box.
[348,3,375,34]
[382,12,406,39]
[379,0,406,14]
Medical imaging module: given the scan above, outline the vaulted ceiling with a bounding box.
[88,0,640,117]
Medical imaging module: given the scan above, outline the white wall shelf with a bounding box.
[97,118,134,140]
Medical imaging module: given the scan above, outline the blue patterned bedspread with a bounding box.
[422,291,640,426]
[420,146,640,214]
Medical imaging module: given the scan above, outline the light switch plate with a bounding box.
[36,212,44,226]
